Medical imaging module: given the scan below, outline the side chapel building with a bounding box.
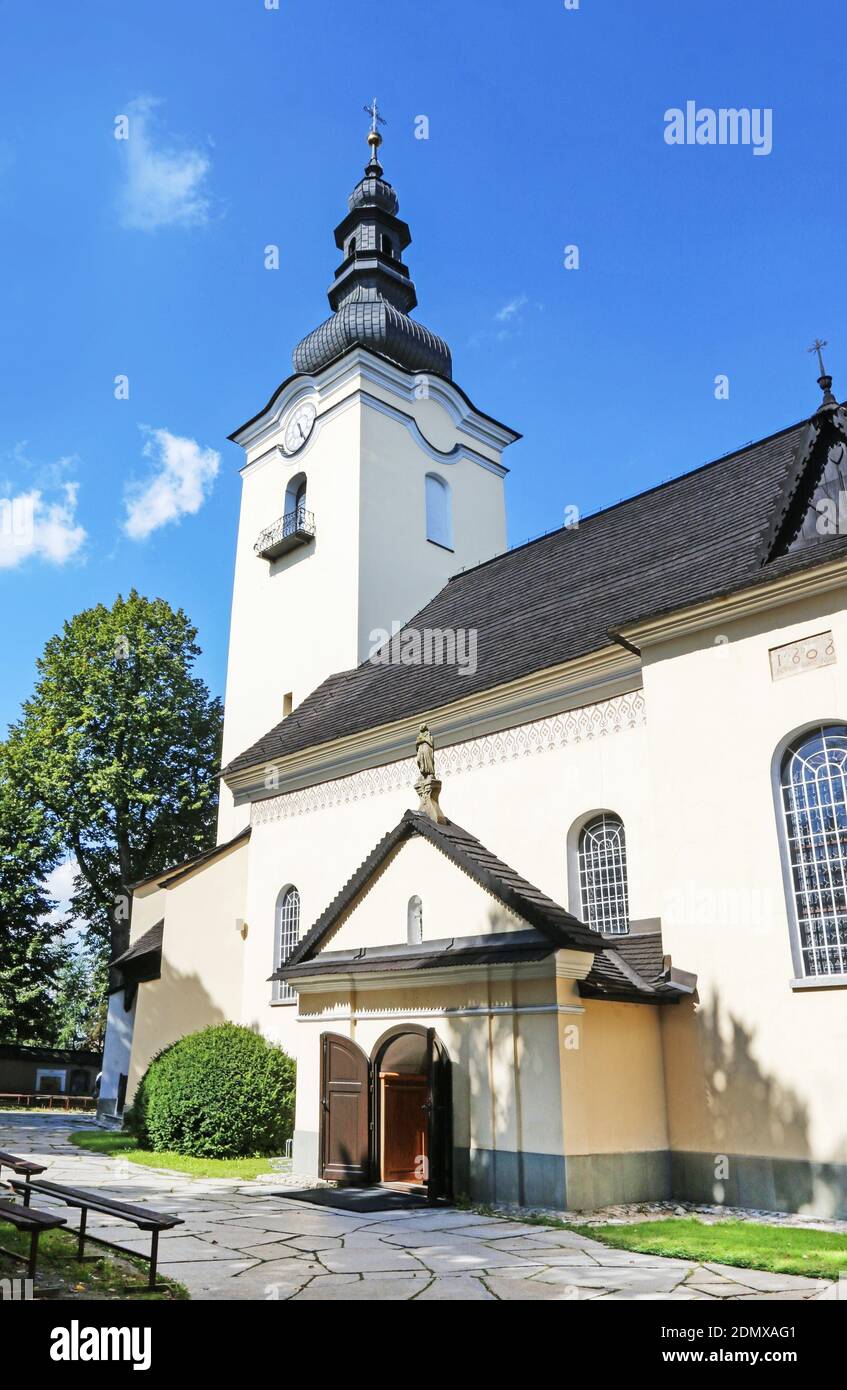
[101,122,847,1217]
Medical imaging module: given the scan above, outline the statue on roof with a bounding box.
[416,723,436,778]
[414,723,446,823]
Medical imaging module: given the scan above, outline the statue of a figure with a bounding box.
[415,723,435,778]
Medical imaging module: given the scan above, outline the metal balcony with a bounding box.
[254,507,315,561]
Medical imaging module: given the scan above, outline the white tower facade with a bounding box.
[217,127,519,839]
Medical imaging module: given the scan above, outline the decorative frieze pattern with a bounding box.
[251,689,646,826]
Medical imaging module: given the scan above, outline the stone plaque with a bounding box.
[769,631,836,681]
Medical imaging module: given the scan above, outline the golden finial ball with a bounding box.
[367,129,382,150]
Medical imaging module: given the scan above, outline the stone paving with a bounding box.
[0,1114,837,1302]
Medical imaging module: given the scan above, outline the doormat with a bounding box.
[270,1186,432,1213]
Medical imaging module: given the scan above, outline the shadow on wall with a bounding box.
[128,965,229,1101]
[450,1009,555,1208]
[670,991,820,1212]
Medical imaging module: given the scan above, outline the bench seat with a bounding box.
[0,1196,67,1278]
[9,1178,183,1289]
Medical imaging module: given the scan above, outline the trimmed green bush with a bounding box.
[132,1024,295,1159]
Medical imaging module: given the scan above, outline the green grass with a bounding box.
[70,1128,282,1180]
[0,1225,188,1300]
[565,1217,847,1281]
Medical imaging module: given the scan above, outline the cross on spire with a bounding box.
[363,98,387,134]
[808,338,837,409]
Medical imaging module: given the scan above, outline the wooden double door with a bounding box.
[319,1026,452,1200]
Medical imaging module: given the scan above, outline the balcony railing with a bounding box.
[254,506,315,561]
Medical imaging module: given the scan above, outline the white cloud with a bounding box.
[0,482,86,569]
[123,427,221,540]
[495,294,529,322]
[42,858,79,926]
[119,96,212,231]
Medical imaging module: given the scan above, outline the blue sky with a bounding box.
[1,0,845,735]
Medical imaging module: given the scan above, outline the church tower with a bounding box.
[218,112,520,839]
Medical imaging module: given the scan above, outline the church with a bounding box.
[100,117,847,1218]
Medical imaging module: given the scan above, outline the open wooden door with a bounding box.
[319,1033,371,1184]
[427,1029,453,1203]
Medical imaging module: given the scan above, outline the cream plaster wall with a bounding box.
[642,589,847,1167]
[127,884,167,942]
[559,987,668,1156]
[317,836,527,955]
[356,399,506,661]
[127,842,249,1100]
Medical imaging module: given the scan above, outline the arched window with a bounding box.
[425,473,453,550]
[578,813,629,935]
[380,234,393,257]
[779,725,847,978]
[407,895,423,945]
[272,886,301,1002]
[285,473,307,525]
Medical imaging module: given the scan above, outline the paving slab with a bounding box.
[0,1113,834,1303]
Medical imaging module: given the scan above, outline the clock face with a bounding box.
[283,401,316,455]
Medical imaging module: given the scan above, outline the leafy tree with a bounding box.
[10,590,223,962]
[0,741,66,1042]
[53,943,110,1051]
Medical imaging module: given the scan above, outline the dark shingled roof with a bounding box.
[129,828,251,892]
[113,921,164,969]
[225,405,847,779]
[580,930,696,1004]
[284,809,605,967]
[614,930,665,983]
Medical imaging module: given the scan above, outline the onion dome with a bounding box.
[293,119,452,380]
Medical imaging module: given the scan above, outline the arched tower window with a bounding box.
[779,725,847,978]
[578,813,629,935]
[425,473,453,550]
[272,885,301,1002]
[380,234,393,257]
[285,473,307,525]
[407,895,423,945]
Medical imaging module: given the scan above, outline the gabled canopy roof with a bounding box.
[275,809,696,1003]
[282,809,604,968]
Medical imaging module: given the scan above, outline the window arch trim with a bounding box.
[773,720,847,985]
[573,810,630,936]
[273,884,301,1003]
[425,472,453,551]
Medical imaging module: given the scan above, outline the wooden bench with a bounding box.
[0,1150,47,1205]
[0,1197,67,1278]
[10,1178,183,1290]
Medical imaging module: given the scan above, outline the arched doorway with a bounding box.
[371,1026,452,1201]
[318,1027,452,1199]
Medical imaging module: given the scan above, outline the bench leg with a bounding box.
[77,1207,87,1262]
[28,1229,40,1281]
[148,1230,159,1291]
[22,1181,31,1209]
